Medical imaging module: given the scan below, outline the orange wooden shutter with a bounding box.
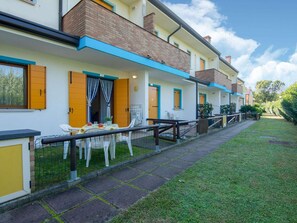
[68,71,87,127]
[174,90,180,109]
[200,59,205,70]
[114,79,130,127]
[93,0,113,10]
[28,65,46,109]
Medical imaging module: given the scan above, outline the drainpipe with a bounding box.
[196,82,199,119]
[59,0,63,31]
[167,25,182,43]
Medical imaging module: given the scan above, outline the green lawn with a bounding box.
[35,142,152,190]
[112,115,297,223]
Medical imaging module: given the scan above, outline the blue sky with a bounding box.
[163,0,297,89]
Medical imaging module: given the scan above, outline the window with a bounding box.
[200,58,205,70]
[0,60,46,110]
[174,89,182,109]
[0,63,27,108]
[174,42,179,48]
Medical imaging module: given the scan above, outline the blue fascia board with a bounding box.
[83,70,118,80]
[77,36,190,79]
[0,55,36,65]
[209,82,232,93]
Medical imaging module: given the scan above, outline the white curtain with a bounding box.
[100,79,113,118]
[87,77,100,122]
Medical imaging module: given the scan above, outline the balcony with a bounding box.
[232,83,243,94]
[195,69,232,91]
[63,0,190,72]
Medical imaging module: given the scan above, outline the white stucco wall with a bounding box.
[129,0,144,27]
[0,43,129,136]
[1,0,59,29]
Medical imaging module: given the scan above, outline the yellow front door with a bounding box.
[149,86,159,120]
[114,79,130,127]
[68,71,87,127]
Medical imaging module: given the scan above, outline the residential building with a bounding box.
[1,0,245,136]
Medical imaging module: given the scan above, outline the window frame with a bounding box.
[0,62,28,109]
[173,88,182,110]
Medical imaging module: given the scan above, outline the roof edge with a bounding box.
[0,11,79,46]
[219,57,239,73]
[148,0,221,56]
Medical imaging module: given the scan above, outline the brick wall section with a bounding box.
[29,136,35,191]
[232,83,243,94]
[63,0,190,72]
[144,13,155,34]
[195,69,232,90]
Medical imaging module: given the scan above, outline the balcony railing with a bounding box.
[63,0,190,72]
[232,83,243,94]
[195,69,232,91]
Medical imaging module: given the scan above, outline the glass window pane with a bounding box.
[0,64,26,108]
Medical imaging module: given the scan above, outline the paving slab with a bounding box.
[43,187,92,214]
[61,199,117,223]
[102,185,147,209]
[0,202,51,223]
[131,174,167,191]
[82,176,121,194]
[109,167,142,182]
[129,159,160,172]
[151,165,183,180]
[167,159,194,170]
[148,155,171,164]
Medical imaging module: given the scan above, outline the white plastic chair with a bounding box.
[59,124,85,160]
[110,118,136,159]
[85,128,110,167]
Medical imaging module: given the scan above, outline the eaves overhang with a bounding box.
[148,0,221,57]
[0,11,79,46]
[219,57,239,73]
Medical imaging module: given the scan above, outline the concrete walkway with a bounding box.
[0,120,255,223]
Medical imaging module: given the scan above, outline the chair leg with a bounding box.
[110,135,116,160]
[103,142,110,167]
[63,141,69,159]
[79,142,82,160]
[127,139,133,156]
[86,139,91,167]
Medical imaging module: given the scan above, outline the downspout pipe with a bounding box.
[59,0,63,31]
[167,25,182,43]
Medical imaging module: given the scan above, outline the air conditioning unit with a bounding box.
[21,0,37,5]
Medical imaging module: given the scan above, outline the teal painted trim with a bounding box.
[199,93,207,104]
[102,0,116,12]
[232,92,244,97]
[83,70,118,80]
[173,88,182,109]
[78,36,189,79]
[0,55,36,65]
[209,82,232,93]
[149,83,161,118]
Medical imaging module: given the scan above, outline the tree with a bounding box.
[254,80,285,103]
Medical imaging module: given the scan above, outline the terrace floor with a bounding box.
[0,120,255,223]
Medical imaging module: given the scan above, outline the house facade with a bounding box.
[1,0,245,136]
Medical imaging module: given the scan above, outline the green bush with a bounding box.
[280,82,297,124]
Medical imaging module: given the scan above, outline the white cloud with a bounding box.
[163,0,297,89]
